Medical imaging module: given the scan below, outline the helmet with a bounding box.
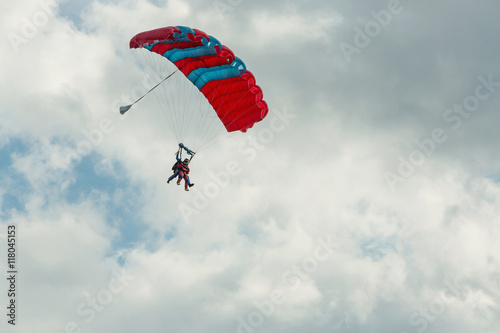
[183,158,189,164]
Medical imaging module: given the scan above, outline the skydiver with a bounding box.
[167,150,194,191]
[178,158,194,191]
[167,149,182,183]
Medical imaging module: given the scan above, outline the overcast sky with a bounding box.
[1,0,500,332]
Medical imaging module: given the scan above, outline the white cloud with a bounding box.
[1,0,500,332]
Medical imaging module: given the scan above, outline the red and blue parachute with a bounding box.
[124,25,268,152]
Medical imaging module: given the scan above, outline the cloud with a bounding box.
[1,0,500,332]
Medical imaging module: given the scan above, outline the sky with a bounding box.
[1,0,500,332]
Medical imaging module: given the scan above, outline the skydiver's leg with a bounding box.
[185,175,194,187]
[177,171,184,185]
[167,171,179,183]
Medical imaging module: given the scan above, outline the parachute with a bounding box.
[122,25,269,154]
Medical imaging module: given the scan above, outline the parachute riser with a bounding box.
[179,143,195,156]
[179,143,196,161]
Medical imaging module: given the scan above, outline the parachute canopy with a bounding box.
[129,26,268,141]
